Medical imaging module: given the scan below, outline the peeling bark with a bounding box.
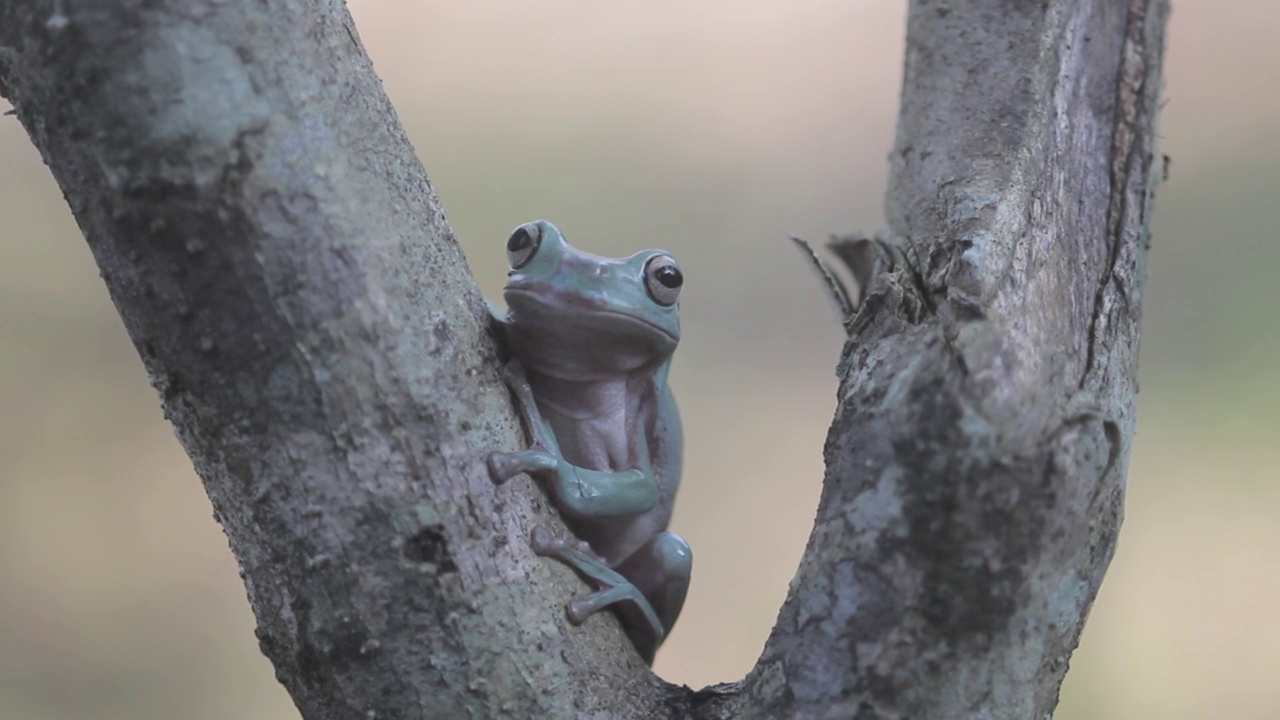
[0,0,1166,718]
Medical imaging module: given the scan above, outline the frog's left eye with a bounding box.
[644,255,682,306]
[506,223,542,269]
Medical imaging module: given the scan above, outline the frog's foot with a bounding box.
[531,525,594,557]
[530,527,664,648]
[487,448,557,484]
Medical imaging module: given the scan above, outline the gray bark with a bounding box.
[0,0,1166,718]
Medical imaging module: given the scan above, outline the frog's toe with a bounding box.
[530,526,556,553]
[566,597,593,625]
[486,451,521,483]
[500,358,530,387]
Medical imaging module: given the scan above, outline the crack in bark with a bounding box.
[1081,0,1149,388]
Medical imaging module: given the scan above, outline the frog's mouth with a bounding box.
[504,286,680,345]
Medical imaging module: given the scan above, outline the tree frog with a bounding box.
[487,220,691,664]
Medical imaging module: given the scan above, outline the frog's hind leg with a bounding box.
[614,530,692,637]
[530,527,664,654]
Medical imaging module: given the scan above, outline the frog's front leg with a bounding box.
[488,359,660,520]
[488,358,563,482]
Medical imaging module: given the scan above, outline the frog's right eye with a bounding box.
[506,223,542,269]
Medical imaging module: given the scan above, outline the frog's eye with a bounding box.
[644,254,682,306]
[506,223,542,269]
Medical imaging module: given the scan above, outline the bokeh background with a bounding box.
[1,2,1276,718]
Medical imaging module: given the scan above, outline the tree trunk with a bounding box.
[0,0,1167,717]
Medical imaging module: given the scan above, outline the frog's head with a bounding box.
[501,220,681,376]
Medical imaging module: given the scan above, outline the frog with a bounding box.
[486,219,691,664]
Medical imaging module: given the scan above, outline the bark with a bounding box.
[0,0,1167,718]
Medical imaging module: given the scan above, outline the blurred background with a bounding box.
[1,2,1276,718]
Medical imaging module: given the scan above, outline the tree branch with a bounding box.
[729,1,1167,717]
[1,1,662,717]
[0,0,1166,718]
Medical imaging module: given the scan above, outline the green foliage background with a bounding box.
[1,3,1275,718]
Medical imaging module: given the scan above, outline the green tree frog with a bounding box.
[487,220,691,664]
